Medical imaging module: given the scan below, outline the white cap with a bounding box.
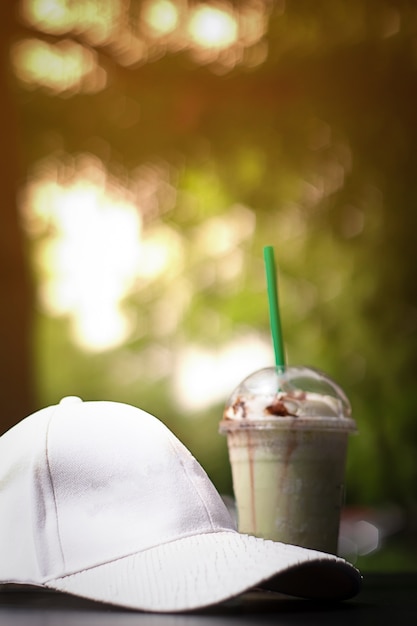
[0,398,361,612]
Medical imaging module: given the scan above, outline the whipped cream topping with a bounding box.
[223,390,344,421]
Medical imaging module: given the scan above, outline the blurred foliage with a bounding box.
[8,0,417,559]
[355,533,417,572]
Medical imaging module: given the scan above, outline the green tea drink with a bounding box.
[219,366,356,554]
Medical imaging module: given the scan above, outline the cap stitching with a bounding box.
[44,408,66,571]
[165,432,217,531]
[46,528,238,581]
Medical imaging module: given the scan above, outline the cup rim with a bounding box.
[219,417,357,434]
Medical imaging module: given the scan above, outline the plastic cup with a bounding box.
[219,366,357,554]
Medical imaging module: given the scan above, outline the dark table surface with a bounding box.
[1,573,416,626]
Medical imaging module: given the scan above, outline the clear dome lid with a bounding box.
[221,366,356,431]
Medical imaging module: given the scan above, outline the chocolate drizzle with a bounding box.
[225,390,309,420]
[224,396,247,419]
[265,400,296,417]
[266,391,307,417]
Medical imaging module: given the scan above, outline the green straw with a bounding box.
[263,245,286,370]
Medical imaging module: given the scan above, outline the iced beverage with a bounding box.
[219,366,356,554]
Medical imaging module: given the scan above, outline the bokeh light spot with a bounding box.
[188,5,238,50]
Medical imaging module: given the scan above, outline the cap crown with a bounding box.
[0,399,233,584]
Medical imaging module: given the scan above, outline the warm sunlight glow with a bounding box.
[20,0,122,44]
[173,334,273,411]
[137,225,184,282]
[39,181,141,350]
[21,157,142,351]
[12,38,106,93]
[21,0,69,34]
[195,205,255,257]
[142,0,179,36]
[188,5,238,49]
[20,155,184,352]
[18,0,270,74]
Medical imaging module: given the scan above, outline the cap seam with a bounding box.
[165,432,217,531]
[44,407,66,572]
[45,528,237,582]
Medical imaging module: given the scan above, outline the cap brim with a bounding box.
[46,531,361,613]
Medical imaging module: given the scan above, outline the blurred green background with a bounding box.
[1,0,416,571]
